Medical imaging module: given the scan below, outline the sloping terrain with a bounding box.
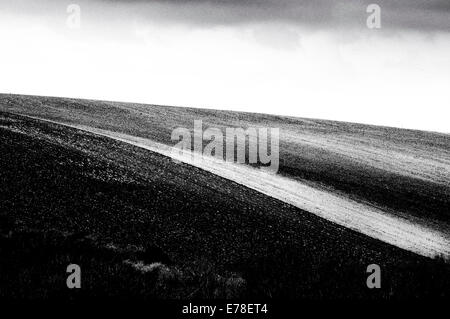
[1,93,449,232]
[29,119,449,259]
[0,111,449,299]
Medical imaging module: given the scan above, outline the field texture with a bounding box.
[0,94,449,299]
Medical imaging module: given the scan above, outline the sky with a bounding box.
[0,0,449,132]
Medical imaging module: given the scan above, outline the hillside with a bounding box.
[0,95,449,299]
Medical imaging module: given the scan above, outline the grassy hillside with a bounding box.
[0,111,449,299]
[1,93,449,231]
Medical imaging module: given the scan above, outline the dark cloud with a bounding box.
[98,0,450,32]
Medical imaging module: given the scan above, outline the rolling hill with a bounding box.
[0,94,449,299]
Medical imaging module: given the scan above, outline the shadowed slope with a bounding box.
[24,117,449,259]
[1,112,449,299]
[1,93,449,230]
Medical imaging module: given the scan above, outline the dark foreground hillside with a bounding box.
[0,112,449,300]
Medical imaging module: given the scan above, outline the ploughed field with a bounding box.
[0,94,449,299]
[2,94,449,228]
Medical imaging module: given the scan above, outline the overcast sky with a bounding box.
[0,0,449,132]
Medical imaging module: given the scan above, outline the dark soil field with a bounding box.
[1,93,448,229]
[0,94,449,300]
[0,110,449,300]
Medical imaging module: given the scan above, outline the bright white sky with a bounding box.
[0,0,449,133]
